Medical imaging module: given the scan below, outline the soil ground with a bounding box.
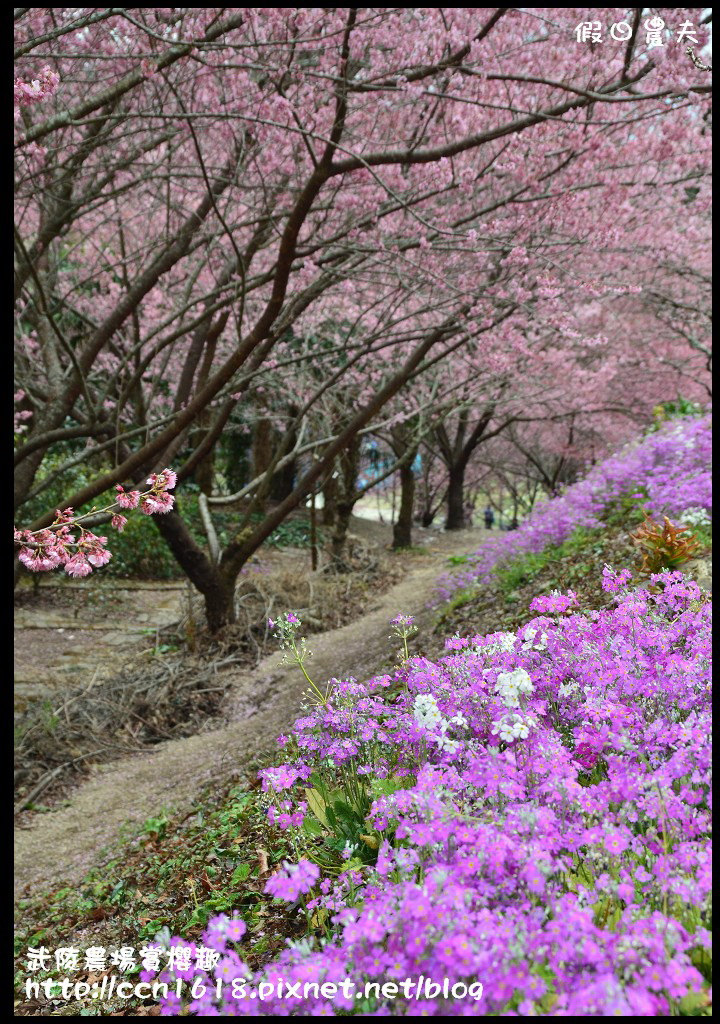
[14,513,399,711]
[14,521,479,899]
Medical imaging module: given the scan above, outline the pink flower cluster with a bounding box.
[15,469,176,578]
[158,568,711,1015]
[14,65,59,107]
[264,858,320,902]
[529,590,578,614]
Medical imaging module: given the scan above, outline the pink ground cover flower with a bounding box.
[264,858,320,902]
[159,568,711,1017]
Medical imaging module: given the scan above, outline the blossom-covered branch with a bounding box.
[14,469,176,578]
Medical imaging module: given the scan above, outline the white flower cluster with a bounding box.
[679,506,711,529]
[413,693,443,729]
[558,680,579,698]
[491,712,537,744]
[478,632,517,657]
[521,627,548,652]
[494,668,534,709]
[413,694,467,754]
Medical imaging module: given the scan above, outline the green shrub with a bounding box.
[105,512,185,579]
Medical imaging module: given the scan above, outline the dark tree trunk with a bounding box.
[330,438,361,569]
[331,500,355,568]
[420,510,435,528]
[252,417,273,485]
[152,509,237,632]
[269,452,296,502]
[392,457,416,549]
[203,574,237,633]
[445,463,466,530]
[309,489,318,571]
[252,416,296,503]
[322,469,338,526]
[190,426,215,495]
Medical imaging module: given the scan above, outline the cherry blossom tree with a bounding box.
[14,8,712,629]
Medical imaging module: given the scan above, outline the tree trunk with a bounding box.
[331,500,355,568]
[445,462,466,530]
[190,426,215,495]
[152,509,237,632]
[392,457,416,549]
[269,451,296,502]
[203,573,237,633]
[322,469,338,526]
[14,446,49,512]
[252,417,273,489]
[252,416,296,503]
[329,437,361,569]
[309,488,318,571]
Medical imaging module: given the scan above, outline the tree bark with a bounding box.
[330,437,361,569]
[331,500,355,568]
[392,455,416,549]
[190,427,215,495]
[322,468,338,526]
[252,416,296,503]
[252,418,274,487]
[269,450,296,502]
[446,462,466,530]
[152,508,236,632]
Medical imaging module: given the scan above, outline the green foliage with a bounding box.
[298,766,415,865]
[495,528,603,599]
[104,507,187,579]
[602,487,649,528]
[690,523,712,551]
[650,397,704,429]
[105,500,324,578]
[19,441,103,526]
[302,778,376,862]
[20,434,325,579]
[140,813,170,843]
[14,782,297,993]
[262,516,324,549]
[433,585,480,631]
[497,548,554,595]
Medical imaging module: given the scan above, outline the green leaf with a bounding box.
[678,989,711,1014]
[231,863,251,885]
[333,799,363,826]
[369,774,412,799]
[340,856,365,874]
[358,833,380,850]
[304,787,330,829]
[301,817,324,838]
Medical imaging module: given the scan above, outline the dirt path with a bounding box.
[14,581,188,710]
[14,527,479,899]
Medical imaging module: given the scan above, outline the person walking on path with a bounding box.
[483,505,495,530]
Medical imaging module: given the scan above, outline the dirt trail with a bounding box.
[14,527,479,899]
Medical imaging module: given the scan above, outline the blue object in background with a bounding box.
[358,441,422,488]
